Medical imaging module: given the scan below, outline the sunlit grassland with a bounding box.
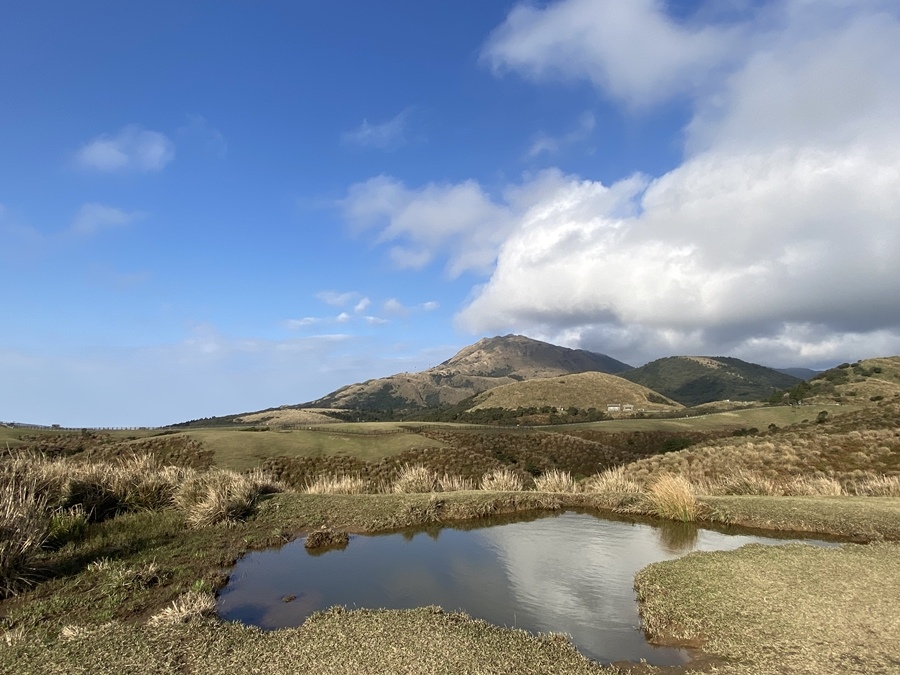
[119,428,449,472]
[553,403,864,433]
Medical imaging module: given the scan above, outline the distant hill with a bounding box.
[305,334,632,413]
[788,357,900,404]
[466,371,681,412]
[621,356,801,407]
[776,367,820,380]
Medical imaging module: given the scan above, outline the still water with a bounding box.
[217,512,832,665]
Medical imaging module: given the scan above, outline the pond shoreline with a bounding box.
[3,491,899,674]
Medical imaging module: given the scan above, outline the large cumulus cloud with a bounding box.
[349,0,900,367]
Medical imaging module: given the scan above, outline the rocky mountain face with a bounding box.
[306,334,633,413]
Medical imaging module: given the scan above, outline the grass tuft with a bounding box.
[480,468,524,491]
[0,478,50,598]
[304,474,368,495]
[146,591,216,625]
[533,469,577,493]
[644,474,700,522]
[392,464,439,494]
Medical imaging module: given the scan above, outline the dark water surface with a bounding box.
[217,511,833,665]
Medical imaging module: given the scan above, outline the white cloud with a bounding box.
[354,297,371,313]
[316,290,363,307]
[286,317,320,329]
[422,301,439,312]
[77,125,175,172]
[445,1,900,366]
[336,312,351,323]
[482,0,741,107]
[342,175,514,277]
[342,109,412,150]
[383,298,409,317]
[70,203,143,236]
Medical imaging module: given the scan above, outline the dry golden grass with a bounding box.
[643,474,700,522]
[437,473,476,492]
[303,474,368,495]
[533,468,577,492]
[391,464,439,494]
[467,370,681,412]
[0,478,49,598]
[853,473,900,496]
[146,591,217,626]
[480,467,524,491]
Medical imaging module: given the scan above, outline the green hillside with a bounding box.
[622,356,801,407]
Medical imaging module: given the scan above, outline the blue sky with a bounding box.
[3,1,900,427]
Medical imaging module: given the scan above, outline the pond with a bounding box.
[217,511,835,666]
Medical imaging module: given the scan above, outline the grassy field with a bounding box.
[161,428,447,471]
[3,401,899,673]
[555,403,863,433]
[635,542,900,674]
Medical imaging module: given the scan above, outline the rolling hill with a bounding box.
[621,356,801,407]
[304,334,632,413]
[465,371,681,413]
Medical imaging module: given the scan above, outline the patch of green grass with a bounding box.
[179,428,448,471]
[635,542,900,673]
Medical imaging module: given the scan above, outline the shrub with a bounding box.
[392,464,439,494]
[480,468,524,491]
[644,474,699,522]
[305,527,350,550]
[533,469,577,493]
[0,479,50,598]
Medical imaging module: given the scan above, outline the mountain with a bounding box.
[621,356,801,407]
[465,371,681,412]
[305,334,632,413]
[776,367,820,380]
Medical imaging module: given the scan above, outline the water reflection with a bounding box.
[656,520,699,554]
[217,512,832,666]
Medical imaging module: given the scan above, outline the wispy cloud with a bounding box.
[177,114,227,159]
[70,203,143,236]
[528,111,595,157]
[77,124,175,172]
[342,108,412,150]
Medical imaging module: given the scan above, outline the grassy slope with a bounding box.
[466,371,680,412]
[622,356,801,407]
